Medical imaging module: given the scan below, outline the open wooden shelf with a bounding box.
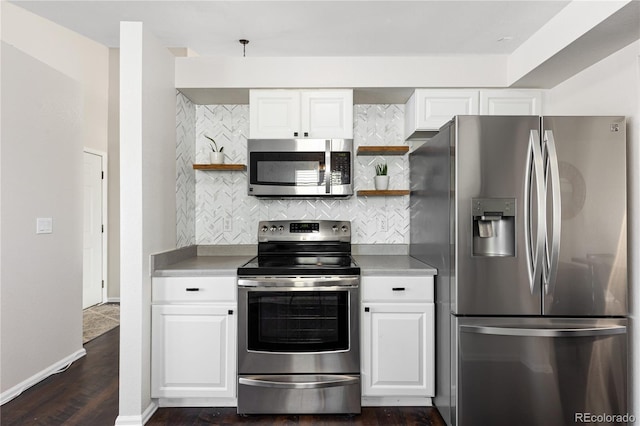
[357,146,410,156]
[357,190,410,196]
[193,164,247,171]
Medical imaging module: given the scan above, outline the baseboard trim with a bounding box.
[362,396,433,406]
[157,396,237,407]
[115,400,158,426]
[0,348,87,405]
[106,297,120,303]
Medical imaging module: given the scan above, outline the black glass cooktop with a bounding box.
[237,254,360,276]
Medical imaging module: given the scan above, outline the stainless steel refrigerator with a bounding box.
[410,116,628,426]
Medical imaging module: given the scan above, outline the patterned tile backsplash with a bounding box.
[176,93,411,245]
[176,92,196,247]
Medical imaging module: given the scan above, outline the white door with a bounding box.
[300,90,353,138]
[479,89,542,115]
[151,304,237,398]
[83,152,103,309]
[413,89,479,130]
[249,90,300,138]
[362,303,434,397]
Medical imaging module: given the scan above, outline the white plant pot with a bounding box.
[374,175,389,190]
[210,152,225,164]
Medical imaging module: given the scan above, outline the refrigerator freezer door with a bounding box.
[542,116,627,316]
[455,116,542,315]
[456,316,627,426]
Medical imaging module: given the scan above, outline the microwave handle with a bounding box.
[325,139,331,194]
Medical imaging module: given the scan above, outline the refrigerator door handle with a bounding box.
[542,130,561,295]
[524,130,545,295]
[460,324,626,338]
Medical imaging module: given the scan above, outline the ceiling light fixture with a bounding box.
[239,39,249,57]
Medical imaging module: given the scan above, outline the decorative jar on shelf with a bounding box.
[374,162,389,190]
[210,152,225,164]
[374,175,389,190]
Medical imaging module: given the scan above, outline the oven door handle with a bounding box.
[239,375,359,390]
[237,276,360,288]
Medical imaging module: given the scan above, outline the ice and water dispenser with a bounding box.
[472,198,516,257]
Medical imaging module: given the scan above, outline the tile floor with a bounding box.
[83,303,120,343]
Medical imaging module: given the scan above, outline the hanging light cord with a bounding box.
[239,39,249,57]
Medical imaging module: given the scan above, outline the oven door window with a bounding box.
[247,291,349,352]
[249,152,325,186]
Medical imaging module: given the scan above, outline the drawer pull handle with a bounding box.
[392,287,406,291]
[185,288,200,292]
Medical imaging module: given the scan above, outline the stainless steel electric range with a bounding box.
[237,220,361,415]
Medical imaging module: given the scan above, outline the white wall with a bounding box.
[0,2,109,401]
[1,2,109,153]
[544,40,640,418]
[0,42,85,400]
[3,1,120,302]
[118,22,176,424]
[176,55,507,89]
[108,48,121,301]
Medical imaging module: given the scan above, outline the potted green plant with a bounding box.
[205,135,224,164]
[374,162,389,190]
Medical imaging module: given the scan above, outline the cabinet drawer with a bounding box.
[153,276,236,303]
[362,276,433,302]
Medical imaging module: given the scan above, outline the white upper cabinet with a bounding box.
[405,89,479,139]
[479,90,542,115]
[250,89,353,139]
[249,90,301,139]
[300,90,353,139]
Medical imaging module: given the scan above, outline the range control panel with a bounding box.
[258,220,351,242]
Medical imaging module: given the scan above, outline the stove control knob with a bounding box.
[332,225,338,232]
[341,225,349,233]
[278,226,284,232]
[270,226,277,232]
[261,226,269,233]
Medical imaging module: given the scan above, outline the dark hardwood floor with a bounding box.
[149,406,446,425]
[1,327,446,425]
[0,327,120,425]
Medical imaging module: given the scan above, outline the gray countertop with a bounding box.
[152,252,437,277]
[353,255,437,276]
[152,255,255,277]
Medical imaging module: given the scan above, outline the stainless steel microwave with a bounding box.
[247,139,353,197]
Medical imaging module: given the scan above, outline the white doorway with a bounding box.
[83,151,105,309]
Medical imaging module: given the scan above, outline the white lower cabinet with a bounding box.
[151,277,236,405]
[361,276,435,402]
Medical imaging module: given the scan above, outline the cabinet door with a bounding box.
[300,90,353,138]
[249,90,300,138]
[479,90,542,115]
[361,303,434,397]
[151,304,236,398]
[409,89,479,132]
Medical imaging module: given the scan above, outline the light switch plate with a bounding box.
[36,217,53,234]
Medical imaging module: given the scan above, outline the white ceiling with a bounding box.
[9,0,572,57]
